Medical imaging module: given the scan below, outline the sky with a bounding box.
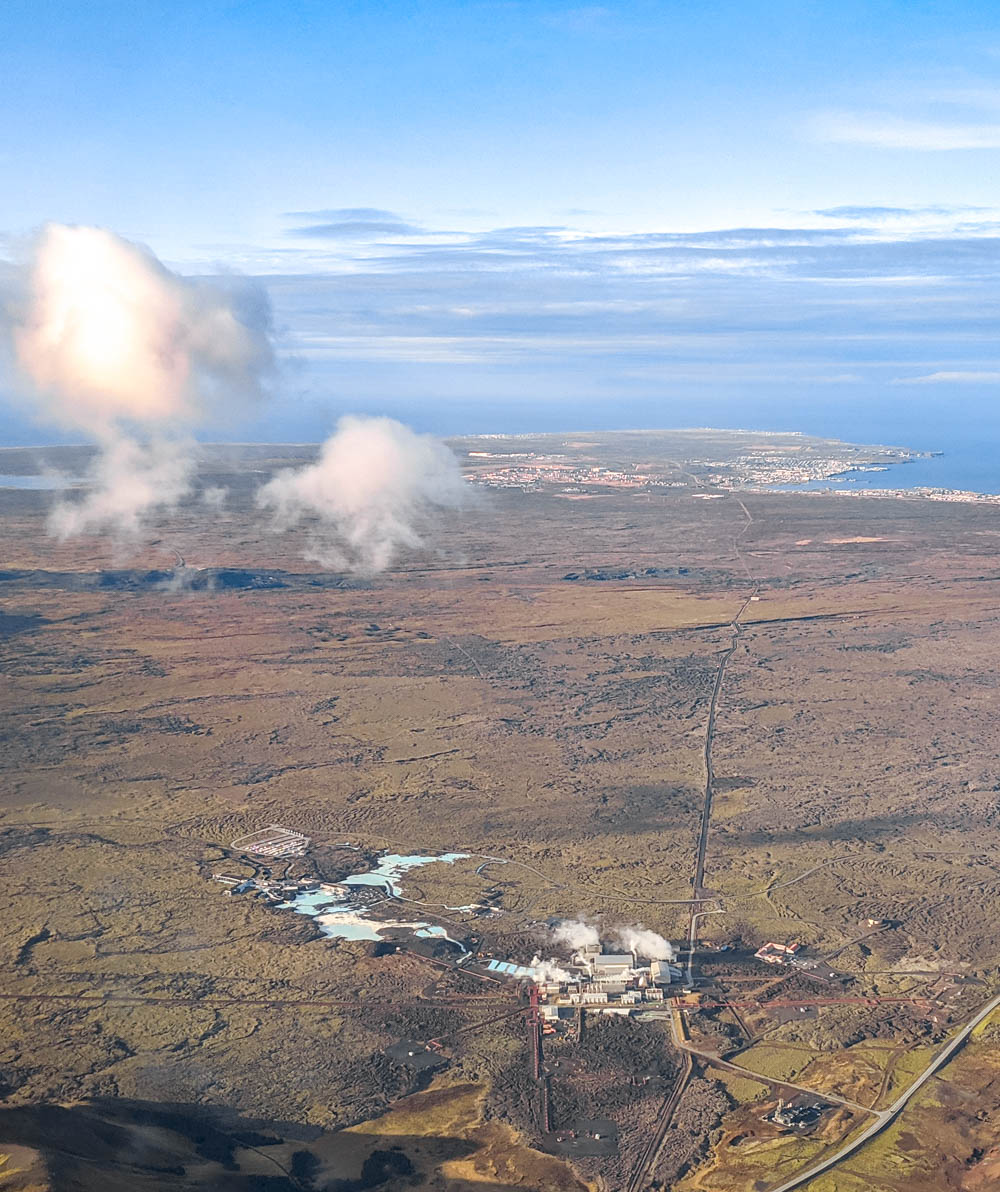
[4,0,1000,446]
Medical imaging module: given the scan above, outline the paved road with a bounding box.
[659,993,1000,1192]
[765,991,1000,1192]
[663,494,1000,1191]
[662,1010,874,1118]
[684,586,755,984]
[691,585,756,897]
[685,496,758,983]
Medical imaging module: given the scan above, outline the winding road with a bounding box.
[764,991,1000,1192]
[657,992,1000,1192]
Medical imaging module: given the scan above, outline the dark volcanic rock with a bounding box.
[562,566,690,581]
[0,568,370,592]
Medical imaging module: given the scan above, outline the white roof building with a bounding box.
[650,959,682,985]
[586,953,634,979]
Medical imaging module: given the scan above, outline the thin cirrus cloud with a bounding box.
[813,204,991,222]
[811,112,1000,150]
[891,371,1000,385]
[284,207,408,222]
[285,207,424,239]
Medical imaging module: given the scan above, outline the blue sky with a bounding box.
[4,0,1000,444]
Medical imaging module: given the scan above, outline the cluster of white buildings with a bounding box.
[467,456,683,493]
[536,943,684,1015]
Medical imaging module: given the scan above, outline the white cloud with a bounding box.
[14,224,272,432]
[48,436,195,541]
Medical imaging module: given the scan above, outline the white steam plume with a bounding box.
[257,415,467,574]
[201,485,229,510]
[529,956,575,983]
[9,223,272,540]
[48,437,195,541]
[550,918,600,951]
[614,926,676,962]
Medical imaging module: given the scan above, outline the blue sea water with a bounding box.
[766,400,1000,494]
[0,474,77,489]
[6,391,1000,493]
[415,391,1000,494]
[513,394,1000,495]
[748,394,1000,493]
[769,448,1000,494]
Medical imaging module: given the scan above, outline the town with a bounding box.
[461,441,927,494]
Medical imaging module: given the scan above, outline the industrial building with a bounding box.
[538,942,681,1013]
[754,941,802,965]
[650,959,682,985]
[770,1099,825,1129]
[473,938,682,1012]
[584,953,635,980]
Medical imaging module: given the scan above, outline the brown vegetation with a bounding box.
[2,434,1000,1189]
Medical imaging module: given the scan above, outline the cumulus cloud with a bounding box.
[7,223,273,540]
[256,414,467,574]
[613,926,676,961]
[550,918,601,951]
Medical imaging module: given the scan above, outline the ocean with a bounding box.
[486,393,1000,495]
[769,447,1000,494]
[395,389,1000,494]
[4,390,1000,493]
[420,392,1000,494]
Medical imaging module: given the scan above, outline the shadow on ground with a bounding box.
[0,1099,527,1191]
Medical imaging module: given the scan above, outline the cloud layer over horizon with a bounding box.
[212,203,1000,444]
[4,204,1000,453]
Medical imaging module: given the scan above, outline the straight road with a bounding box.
[624,1051,693,1192]
[684,590,755,982]
[685,496,759,982]
[685,583,757,980]
[691,583,758,897]
[670,493,1000,1192]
